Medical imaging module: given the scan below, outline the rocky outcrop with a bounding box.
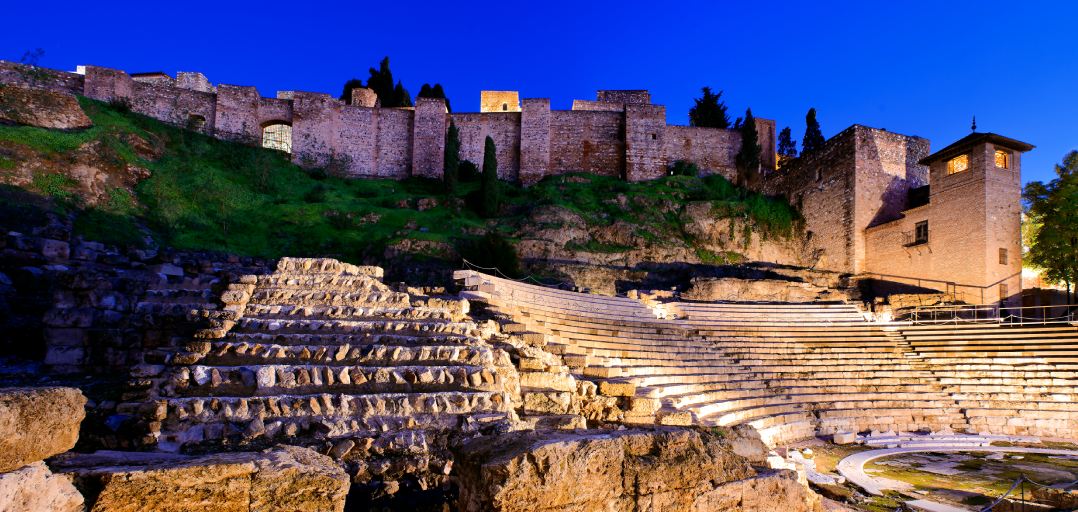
[0,84,92,129]
[0,461,84,512]
[452,427,821,512]
[0,387,87,512]
[52,445,349,512]
[0,387,86,473]
[682,276,849,303]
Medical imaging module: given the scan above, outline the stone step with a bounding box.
[167,363,509,397]
[196,340,502,366]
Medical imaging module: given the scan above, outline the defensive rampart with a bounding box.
[0,61,775,185]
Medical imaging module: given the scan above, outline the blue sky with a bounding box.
[3,0,1075,184]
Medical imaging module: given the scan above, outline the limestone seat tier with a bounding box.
[457,270,1078,445]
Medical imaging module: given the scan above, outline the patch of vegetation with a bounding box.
[0,98,803,270]
[0,155,15,170]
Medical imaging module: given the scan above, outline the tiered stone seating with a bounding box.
[458,270,1078,446]
[143,258,519,481]
[895,323,1078,438]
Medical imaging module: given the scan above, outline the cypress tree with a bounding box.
[777,126,798,160]
[688,87,730,129]
[444,121,461,194]
[802,108,825,154]
[481,136,500,217]
[735,108,761,186]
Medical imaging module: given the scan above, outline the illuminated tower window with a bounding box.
[947,154,969,174]
[995,149,1011,169]
[262,123,292,154]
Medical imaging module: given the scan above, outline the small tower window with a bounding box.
[999,247,1008,265]
[913,221,929,245]
[995,149,1011,169]
[502,103,508,111]
[999,283,1009,300]
[651,133,657,140]
[947,154,970,175]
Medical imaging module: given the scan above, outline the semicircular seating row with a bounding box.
[456,270,1078,446]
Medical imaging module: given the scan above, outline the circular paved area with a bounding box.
[837,445,1078,497]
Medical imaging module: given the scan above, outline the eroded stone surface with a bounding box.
[0,84,92,129]
[0,386,86,473]
[53,445,348,512]
[0,461,84,512]
[453,427,807,512]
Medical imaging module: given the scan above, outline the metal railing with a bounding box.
[864,271,1022,306]
[907,303,1078,326]
[979,473,1078,511]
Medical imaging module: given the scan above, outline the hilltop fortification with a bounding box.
[0,61,775,184]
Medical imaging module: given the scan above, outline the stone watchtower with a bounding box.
[915,132,1034,303]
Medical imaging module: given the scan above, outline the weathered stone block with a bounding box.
[0,387,86,473]
[53,445,348,512]
[453,428,808,512]
[0,461,84,512]
[0,84,92,129]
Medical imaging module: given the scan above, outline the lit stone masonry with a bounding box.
[133,258,530,485]
[457,270,1078,446]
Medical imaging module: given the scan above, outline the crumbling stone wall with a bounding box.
[453,112,522,181]
[664,126,740,180]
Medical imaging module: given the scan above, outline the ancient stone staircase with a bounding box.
[134,258,523,484]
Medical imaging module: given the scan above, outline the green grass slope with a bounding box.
[0,98,801,271]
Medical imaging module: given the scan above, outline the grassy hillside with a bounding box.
[0,98,801,271]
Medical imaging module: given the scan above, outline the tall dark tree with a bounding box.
[444,121,461,194]
[481,136,500,217]
[340,57,412,107]
[688,87,730,129]
[802,107,825,154]
[363,57,412,108]
[777,126,798,160]
[418,83,451,112]
[734,108,761,186]
[339,78,364,104]
[1024,151,1078,303]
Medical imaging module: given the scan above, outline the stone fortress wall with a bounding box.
[0,61,775,185]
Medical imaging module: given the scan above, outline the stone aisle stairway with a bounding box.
[137,258,520,483]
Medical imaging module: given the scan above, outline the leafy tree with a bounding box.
[480,136,500,217]
[777,126,798,160]
[339,78,364,104]
[444,121,461,194]
[418,83,451,112]
[1023,151,1078,302]
[688,87,730,129]
[802,107,825,154]
[734,108,761,186]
